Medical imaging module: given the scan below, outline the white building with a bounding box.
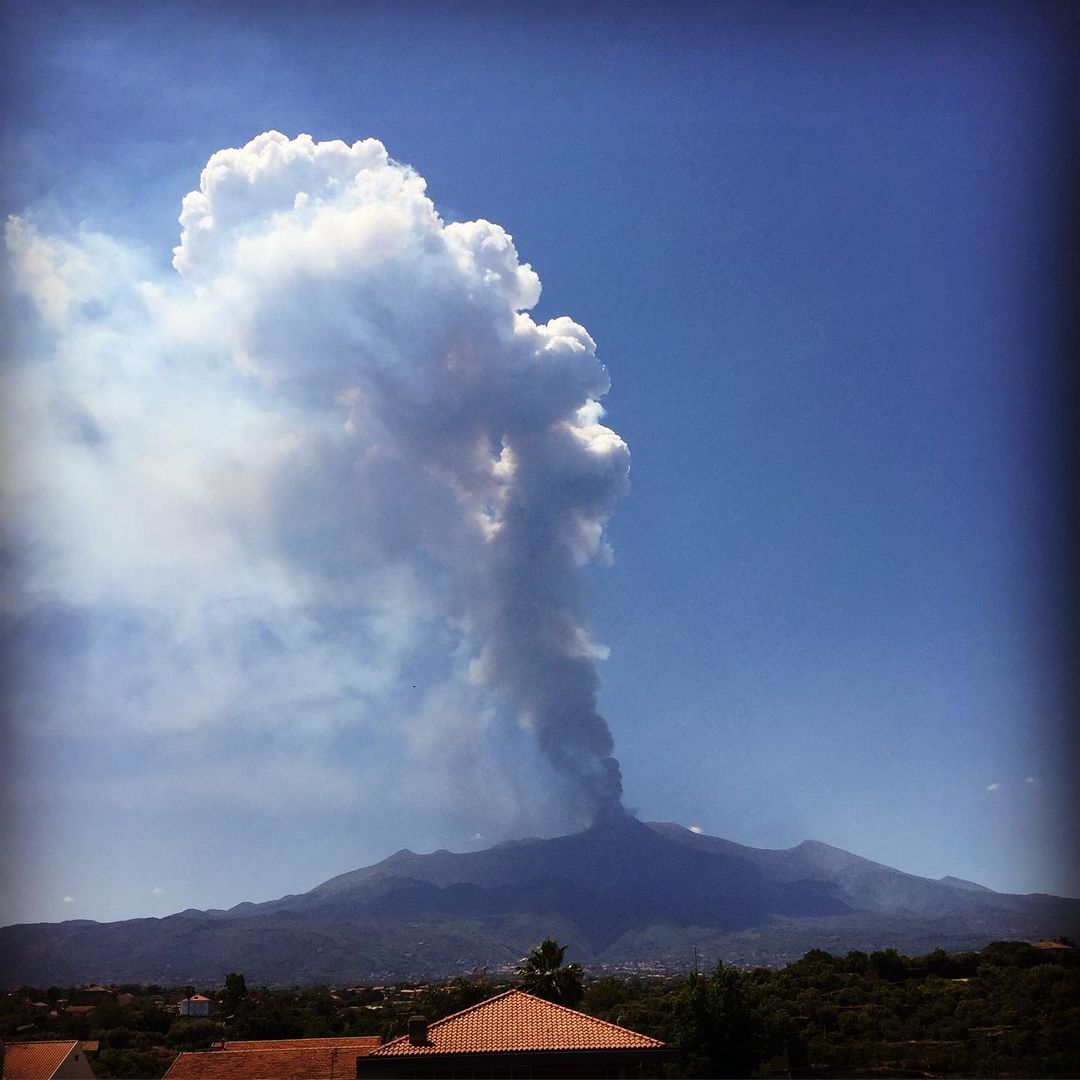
[178,994,212,1017]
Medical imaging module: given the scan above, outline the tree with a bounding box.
[221,972,247,1014]
[671,963,767,1079]
[514,938,584,1007]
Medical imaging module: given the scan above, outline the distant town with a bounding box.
[2,937,1077,1078]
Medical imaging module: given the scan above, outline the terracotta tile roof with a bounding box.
[163,1041,379,1080]
[224,1038,381,1051]
[369,989,667,1057]
[2,1041,78,1080]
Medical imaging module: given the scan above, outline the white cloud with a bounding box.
[985,783,1001,791]
[63,895,74,903]
[689,825,704,834]
[1025,776,1037,785]
[3,131,630,834]
[151,887,164,895]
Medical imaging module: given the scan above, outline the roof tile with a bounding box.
[163,1039,380,1080]
[3,1041,78,1080]
[370,989,666,1057]
[224,1038,380,1051]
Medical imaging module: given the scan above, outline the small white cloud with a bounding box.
[1025,776,1037,785]
[151,886,164,895]
[985,783,1001,791]
[689,825,704,834]
[63,895,74,903]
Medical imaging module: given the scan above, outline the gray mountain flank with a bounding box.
[3,817,1075,985]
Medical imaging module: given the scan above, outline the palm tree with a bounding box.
[514,938,584,1006]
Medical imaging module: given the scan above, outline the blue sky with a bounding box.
[2,1,1075,927]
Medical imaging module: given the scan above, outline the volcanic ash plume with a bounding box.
[3,131,630,831]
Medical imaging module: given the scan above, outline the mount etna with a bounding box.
[3,816,1076,985]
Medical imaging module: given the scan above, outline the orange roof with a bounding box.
[1032,940,1073,950]
[2,1041,77,1080]
[164,1041,379,1080]
[224,1038,380,1051]
[369,989,667,1057]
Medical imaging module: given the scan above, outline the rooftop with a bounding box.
[369,989,668,1057]
[163,1038,380,1080]
[2,1040,78,1080]
[223,1038,380,1051]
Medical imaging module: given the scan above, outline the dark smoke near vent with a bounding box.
[5,131,631,831]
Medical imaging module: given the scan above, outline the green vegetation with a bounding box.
[513,937,585,1006]
[1,940,1076,1078]
[578,942,1080,1078]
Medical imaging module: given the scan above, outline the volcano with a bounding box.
[3,816,1076,984]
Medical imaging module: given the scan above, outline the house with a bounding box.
[356,989,677,1079]
[178,994,213,1017]
[163,1037,381,1079]
[69,986,114,1007]
[1,1040,96,1079]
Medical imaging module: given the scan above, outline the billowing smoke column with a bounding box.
[4,131,630,828]
[175,132,631,820]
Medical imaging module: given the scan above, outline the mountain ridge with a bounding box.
[3,817,1077,985]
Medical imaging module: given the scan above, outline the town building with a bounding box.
[1,1040,96,1080]
[69,987,114,1007]
[177,995,213,1017]
[164,1037,381,1079]
[356,989,676,1079]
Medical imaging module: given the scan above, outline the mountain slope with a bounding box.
[250,815,851,937]
[2,816,1076,984]
[645,822,1018,916]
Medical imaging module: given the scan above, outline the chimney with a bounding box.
[407,1015,429,1046]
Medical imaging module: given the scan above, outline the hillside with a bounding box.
[3,816,1076,984]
